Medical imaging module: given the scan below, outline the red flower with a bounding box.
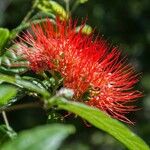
[17,18,142,124]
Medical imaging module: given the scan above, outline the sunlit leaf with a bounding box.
[0,74,50,98]
[75,24,92,35]
[48,97,150,150]
[37,0,68,20]
[0,84,18,106]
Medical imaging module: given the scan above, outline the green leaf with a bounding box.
[0,66,28,75]
[0,28,10,54]
[0,125,17,146]
[0,48,28,74]
[1,124,75,150]
[37,0,68,20]
[0,74,50,98]
[75,24,92,35]
[0,84,18,106]
[48,97,150,150]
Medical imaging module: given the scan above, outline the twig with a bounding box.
[2,111,11,130]
[10,18,55,40]
[21,0,39,24]
[9,0,42,40]
[0,102,41,113]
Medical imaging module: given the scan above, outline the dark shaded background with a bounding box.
[0,0,150,149]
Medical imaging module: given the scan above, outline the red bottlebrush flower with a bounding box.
[16,18,142,124]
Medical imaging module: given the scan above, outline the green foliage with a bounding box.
[0,0,149,149]
[0,84,18,106]
[1,124,75,150]
[0,125,17,146]
[0,28,10,54]
[0,49,28,75]
[0,73,149,149]
[0,74,50,99]
[37,0,68,19]
[48,96,150,150]
[75,24,92,35]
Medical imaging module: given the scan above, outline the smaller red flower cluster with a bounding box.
[17,18,142,124]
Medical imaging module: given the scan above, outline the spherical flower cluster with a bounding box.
[16,18,142,124]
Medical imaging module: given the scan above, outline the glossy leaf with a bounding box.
[0,28,10,54]
[1,124,75,150]
[48,97,150,150]
[0,84,18,106]
[0,74,50,98]
[0,49,28,75]
[0,73,50,99]
[0,66,28,75]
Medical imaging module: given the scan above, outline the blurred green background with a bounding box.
[0,0,150,149]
